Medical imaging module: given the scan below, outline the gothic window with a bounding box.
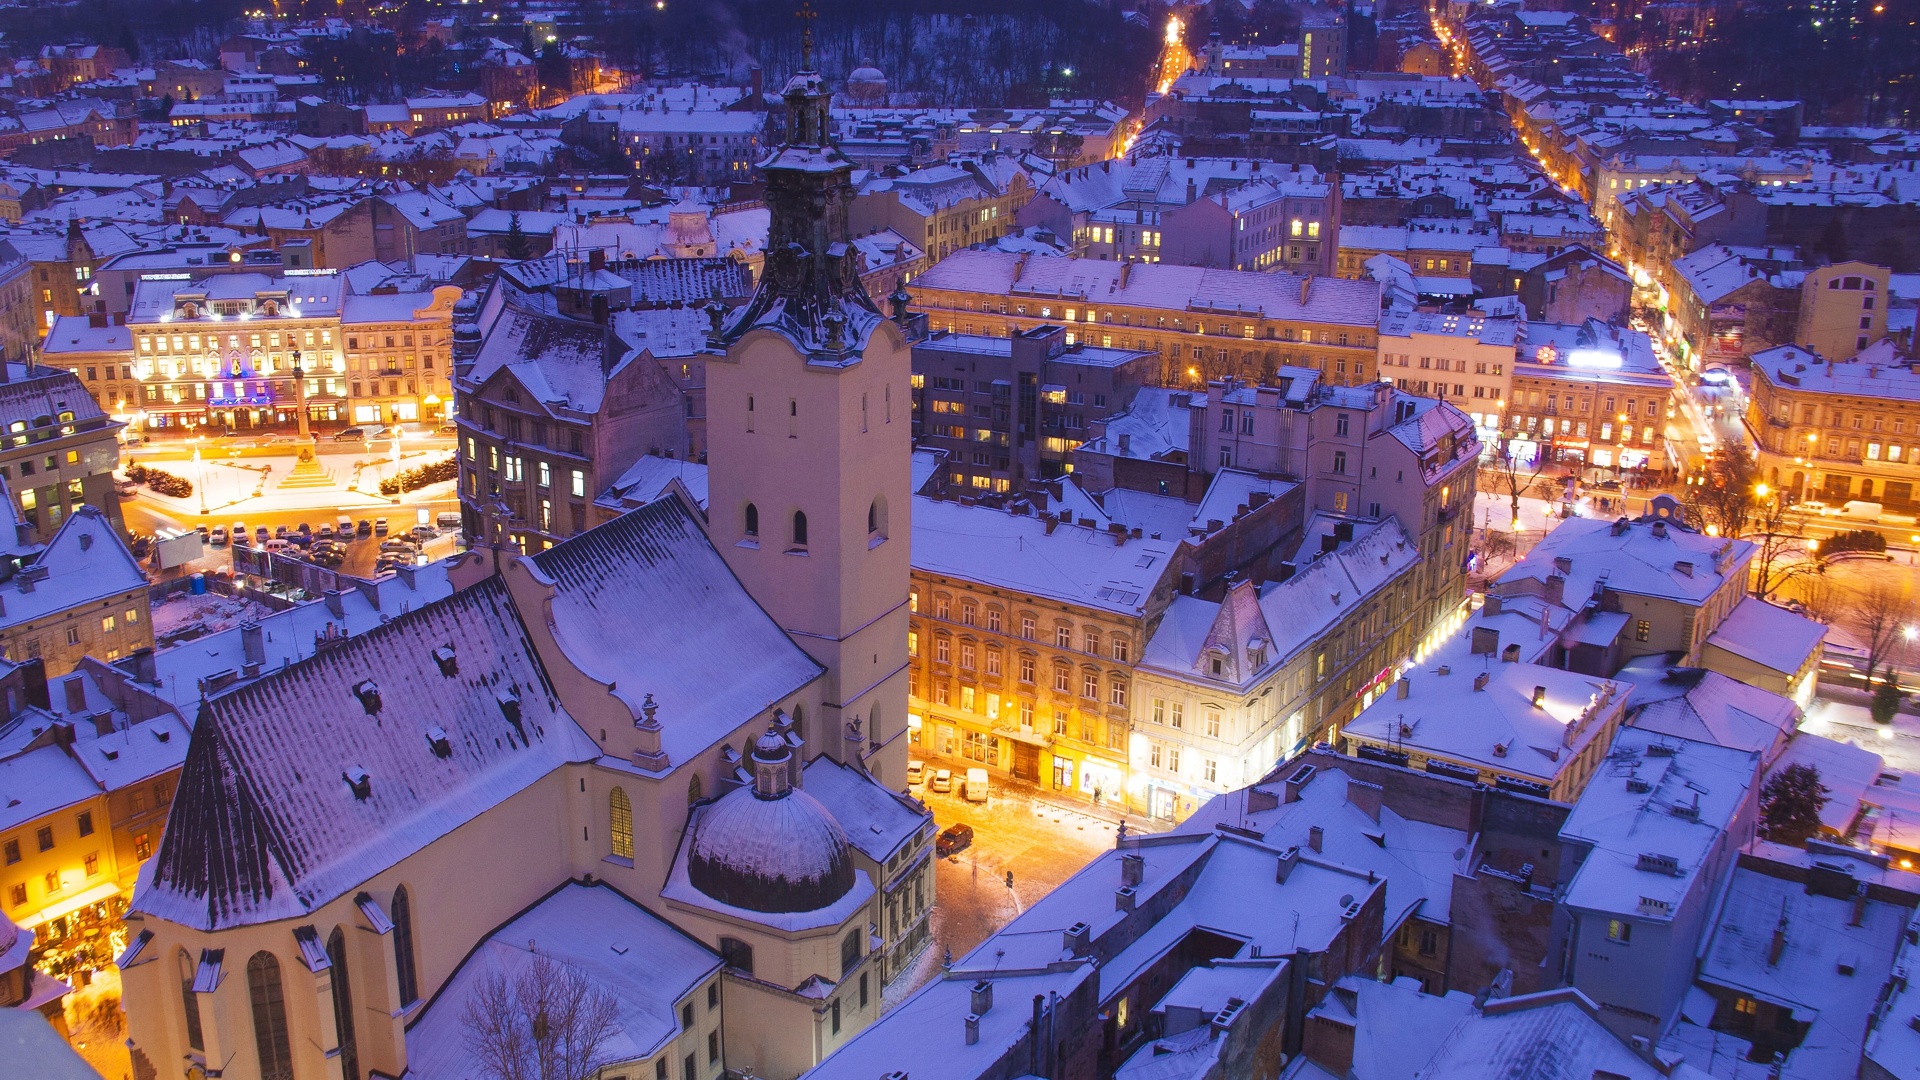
[327,929,360,1080]
[178,950,203,1052]
[392,887,419,1008]
[247,952,294,1080]
[792,510,808,548]
[610,787,634,860]
[744,503,759,538]
[687,773,704,805]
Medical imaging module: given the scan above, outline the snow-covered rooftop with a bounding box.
[405,882,719,1080]
[1558,728,1758,920]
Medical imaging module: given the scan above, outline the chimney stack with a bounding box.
[1308,825,1323,852]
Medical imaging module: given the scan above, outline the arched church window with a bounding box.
[246,952,294,1080]
[610,786,634,860]
[688,773,704,806]
[178,950,203,1051]
[392,887,419,1007]
[326,929,360,1080]
[744,503,759,538]
[792,511,808,548]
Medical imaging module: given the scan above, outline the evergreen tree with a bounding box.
[503,212,533,261]
[1872,679,1903,726]
[1760,763,1829,846]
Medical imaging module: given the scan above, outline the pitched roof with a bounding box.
[136,579,596,930]
[0,506,145,633]
[527,498,822,768]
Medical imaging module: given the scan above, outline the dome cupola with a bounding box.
[686,726,855,913]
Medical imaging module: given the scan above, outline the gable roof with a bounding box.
[528,498,822,767]
[136,578,596,930]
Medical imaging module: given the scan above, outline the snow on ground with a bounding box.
[151,590,278,644]
[1799,699,1920,776]
[122,449,452,517]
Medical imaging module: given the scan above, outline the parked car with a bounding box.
[380,539,417,554]
[333,427,368,441]
[935,823,974,858]
[255,526,270,543]
[410,523,437,541]
[209,526,228,545]
[964,767,990,803]
[929,768,953,794]
[374,518,390,535]
[317,525,334,541]
[356,519,373,536]
[274,525,289,539]
[906,760,925,786]
[297,522,312,535]
[114,478,138,496]
[195,524,209,541]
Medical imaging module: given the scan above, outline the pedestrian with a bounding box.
[1005,871,1014,890]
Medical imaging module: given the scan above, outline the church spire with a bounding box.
[710,22,880,359]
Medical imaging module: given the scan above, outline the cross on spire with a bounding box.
[797,3,818,70]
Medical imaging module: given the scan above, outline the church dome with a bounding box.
[846,60,887,105]
[686,728,855,914]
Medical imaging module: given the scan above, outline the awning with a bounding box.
[18,880,121,929]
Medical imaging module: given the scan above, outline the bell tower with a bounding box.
[703,52,912,786]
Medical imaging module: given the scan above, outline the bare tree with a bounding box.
[461,953,622,1080]
[1682,449,1759,539]
[1488,443,1547,531]
[1850,580,1914,690]
[1749,494,1818,601]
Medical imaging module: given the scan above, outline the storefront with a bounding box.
[23,886,127,986]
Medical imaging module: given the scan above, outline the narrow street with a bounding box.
[911,776,1117,980]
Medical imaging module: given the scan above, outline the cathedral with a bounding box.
[118,60,926,1080]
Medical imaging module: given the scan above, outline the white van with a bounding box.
[964,767,989,803]
[337,515,354,534]
[1841,500,1884,521]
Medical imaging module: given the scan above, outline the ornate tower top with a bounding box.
[710,30,881,361]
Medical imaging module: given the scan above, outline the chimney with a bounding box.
[1482,593,1503,616]
[1120,853,1144,887]
[1473,671,1490,691]
[970,979,993,1016]
[1470,626,1499,655]
[1553,555,1572,574]
[1283,763,1316,803]
[1531,685,1548,708]
[92,711,116,738]
[1117,432,1131,454]
[588,248,605,273]
[1395,676,1411,699]
[1116,885,1137,911]
[1275,847,1299,882]
[324,589,346,619]
[1768,916,1788,965]
[1308,825,1323,852]
[1063,922,1091,956]
[241,621,265,667]
[1544,573,1566,606]
[1674,560,1693,577]
[1651,520,1668,539]
[1502,642,1522,663]
[964,1014,980,1045]
[1347,780,1382,822]
[1850,883,1869,928]
[62,674,86,713]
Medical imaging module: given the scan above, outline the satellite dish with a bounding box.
[1338,893,1354,908]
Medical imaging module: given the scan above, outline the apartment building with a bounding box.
[0,660,188,981]
[850,155,1033,264]
[455,290,686,552]
[1184,375,1481,654]
[907,249,1382,388]
[1017,157,1339,276]
[907,494,1180,809]
[0,362,124,543]
[910,325,1158,494]
[0,507,151,676]
[340,286,462,425]
[1504,319,1679,474]
[1747,338,1920,508]
[1132,516,1424,820]
[1376,307,1520,441]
